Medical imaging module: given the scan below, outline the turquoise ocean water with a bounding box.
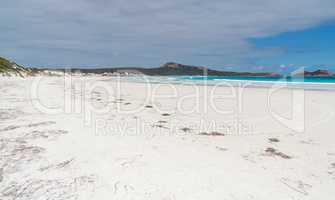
[118,76,335,91]
[176,76,335,90]
[178,76,335,84]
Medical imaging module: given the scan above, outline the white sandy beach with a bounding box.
[1,76,335,200]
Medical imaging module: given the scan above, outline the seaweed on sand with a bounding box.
[264,147,291,159]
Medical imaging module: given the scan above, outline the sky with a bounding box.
[1,0,335,73]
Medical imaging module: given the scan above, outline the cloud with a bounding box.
[1,0,335,68]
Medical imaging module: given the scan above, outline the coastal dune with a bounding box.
[1,76,335,200]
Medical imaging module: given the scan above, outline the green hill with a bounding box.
[0,57,29,77]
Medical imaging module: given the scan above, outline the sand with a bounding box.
[1,75,335,200]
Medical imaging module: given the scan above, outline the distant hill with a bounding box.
[60,62,282,77]
[0,57,30,77]
[292,70,334,77]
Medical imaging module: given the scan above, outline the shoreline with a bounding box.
[103,76,335,91]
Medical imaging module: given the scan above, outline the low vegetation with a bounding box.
[0,57,29,77]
